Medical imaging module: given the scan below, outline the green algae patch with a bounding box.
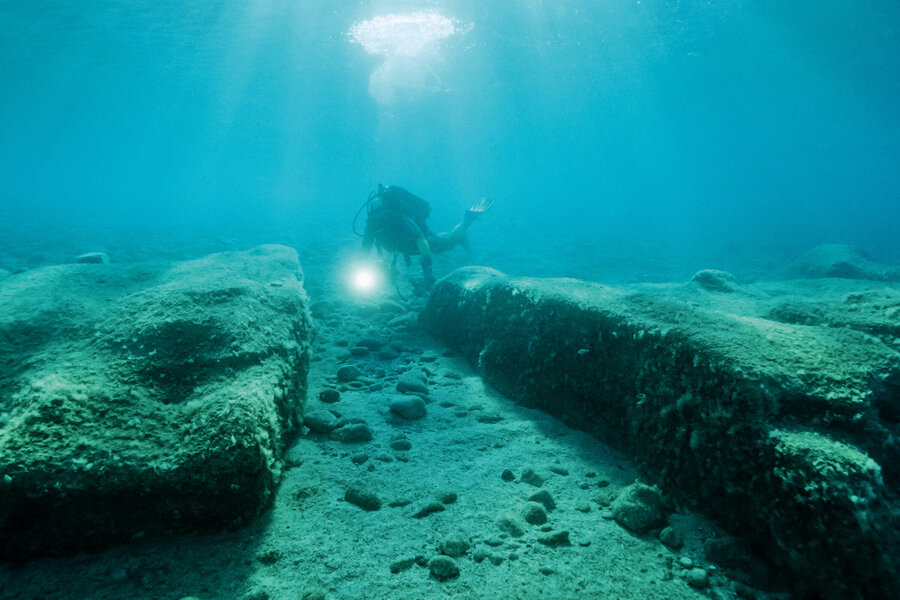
[0,245,311,559]
[423,266,900,600]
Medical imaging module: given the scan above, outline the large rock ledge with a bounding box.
[0,245,311,559]
[422,266,900,600]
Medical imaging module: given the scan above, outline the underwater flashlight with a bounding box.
[348,262,383,295]
[354,267,377,291]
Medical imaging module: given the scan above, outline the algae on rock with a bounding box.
[422,265,900,600]
[0,245,312,558]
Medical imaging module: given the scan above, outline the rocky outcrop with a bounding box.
[422,266,900,600]
[770,244,900,281]
[0,245,311,559]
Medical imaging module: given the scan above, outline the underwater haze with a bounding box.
[1,0,899,279]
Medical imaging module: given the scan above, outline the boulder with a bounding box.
[0,245,312,559]
[610,483,667,533]
[422,266,900,600]
[389,396,427,420]
[771,244,900,281]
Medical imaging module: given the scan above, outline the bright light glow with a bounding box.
[348,12,471,105]
[353,267,377,292]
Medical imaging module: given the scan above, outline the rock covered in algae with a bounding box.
[0,245,312,559]
[421,264,900,600]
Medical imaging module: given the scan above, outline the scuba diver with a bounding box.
[356,184,493,292]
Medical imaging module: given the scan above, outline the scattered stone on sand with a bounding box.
[301,589,327,600]
[377,346,400,361]
[345,481,382,511]
[520,468,546,487]
[537,530,570,546]
[351,454,369,466]
[686,567,709,589]
[476,411,503,424]
[539,566,555,576]
[692,269,740,292]
[527,490,556,511]
[396,370,429,395]
[389,396,427,420]
[575,501,592,513]
[413,501,446,518]
[501,469,515,482]
[610,482,667,533]
[357,337,385,350]
[522,501,548,525]
[428,555,460,580]
[549,466,569,476]
[679,557,694,569]
[334,423,373,443]
[488,553,505,565]
[439,533,470,558]
[349,346,370,357]
[419,351,438,362]
[318,388,341,403]
[389,557,418,573]
[660,526,684,550]
[496,515,525,537]
[472,548,488,563]
[388,498,412,508]
[390,439,412,451]
[76,252,110,264]
[336,365,361,382]
[303,409,339,434]
[437,491,458,504]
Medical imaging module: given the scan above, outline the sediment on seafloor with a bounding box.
[421,266,900,600]
[0,245,311,559]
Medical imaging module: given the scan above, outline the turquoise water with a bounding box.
[1,1,898,274]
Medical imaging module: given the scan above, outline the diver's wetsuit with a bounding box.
[361,185,480,289]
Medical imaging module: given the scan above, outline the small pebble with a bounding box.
[390,557,416,573]
[439,533,470,558]
[520,468,546,487]
[336,365,361,382]
[389,396,427,420]
[686,567,709,589]
[549,466,569,476]
[660,526,684,550]
[319,389,341,403]
[413,501,445,518]
[437,491,458,504]
[537,530,570,546]
[428,555,460,580]
[522,501,548,525]
[527,490,556,511]
[390,439,412,451]
[335,423,373,443]
[501,469,515,482]
[345,481,382,511]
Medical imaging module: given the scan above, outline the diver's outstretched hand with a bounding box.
[470,197,494,214]
[464,197,494,226]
